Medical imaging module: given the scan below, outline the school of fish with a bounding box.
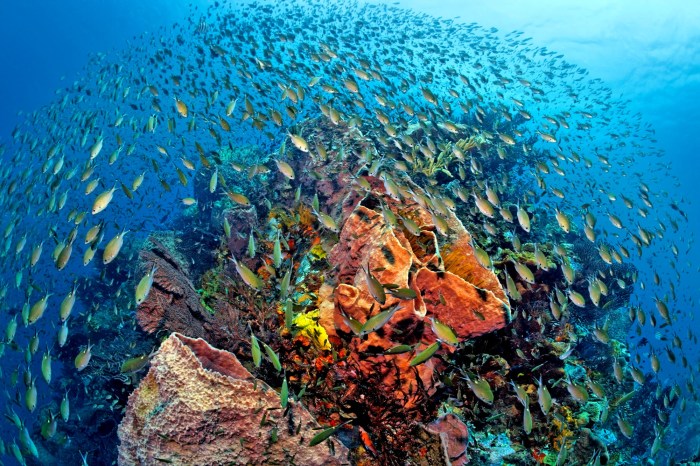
[0,0,696,464]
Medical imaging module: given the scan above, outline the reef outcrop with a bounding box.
[123,116,645,465]
[117,333,349,465]
[425,414,470,466]
[135,237,249,351]
[135,238,210,337]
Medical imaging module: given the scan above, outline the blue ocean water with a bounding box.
[0,0,697,464]
[3,1,696,245]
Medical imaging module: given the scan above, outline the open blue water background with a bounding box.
[2,0,697,253]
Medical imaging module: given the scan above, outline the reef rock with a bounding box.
[415,267,510,340]
[223,204,259,259]
[118,333,349,466]
[571,428,609,465]
[425,414,470,466]
[136,237,210,338]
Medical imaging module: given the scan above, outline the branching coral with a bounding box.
[409,136,483,178]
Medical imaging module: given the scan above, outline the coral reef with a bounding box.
[223,204,260,259]
[118,333,349,465]
[325,183,511,405]
[121,115,657,465]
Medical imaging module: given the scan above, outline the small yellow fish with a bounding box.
[41,350,52,384]
[566,379,589,403]
[613,359,624,384]
[55,240,74,271]
[516,204,531,233]
[363,264,386,305]
[132,172,145,191]
[83,246,97,266]
[225,190,250,206]
[262,342,282,372]
[225,98,237,116]
[223,217,232,238]
[120,354,151,374]
[629,365,645,385]
[92,185,117,215]
[360,305,400,336]
[587,379,605,399]
[30,241,43,267]
[538,131,557,143]
[315,209,339,232]
[180,157,195,171]
[232,257,263,290]
[135,265,158,306]
[473,194,495,218]
[498,133,516,145]
[74,343,93,371]
[409,341,441,366]
[617,416,633,439]
[29,294,51,325]
[57,320,69,347]
[555,208,570,233]
[561,262,575,285]
[584,225,596,242]
[103,229,128,264]
[84,178,100,195]
[513,261,535,284]
[175,97,188,117]
[288,132,309,152]
[275,160,295,180]
[89,137,104,160]
[464,375,494,404]
[84,222,103,244]
[523,405,533,434]
[272,233,281,267]
[536,376,552,415]
[430,318,459,346]
[26,379,37,412]
[59,285,77,322]
[250,333,261,367]
[60,391,70,421]
[506,272,522,302]
[534,245,548,271]
[209,167,218,193]
[608,212,623,229]
[567,289,586,308]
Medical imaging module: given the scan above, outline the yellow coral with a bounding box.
[308,243,327,261]
[550,406,576,451]
[268,206,294,228]
[292,309,331,350]
[297,204,316,230]
[454,136,478,152]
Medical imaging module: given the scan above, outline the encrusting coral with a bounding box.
[322,173,511,406]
